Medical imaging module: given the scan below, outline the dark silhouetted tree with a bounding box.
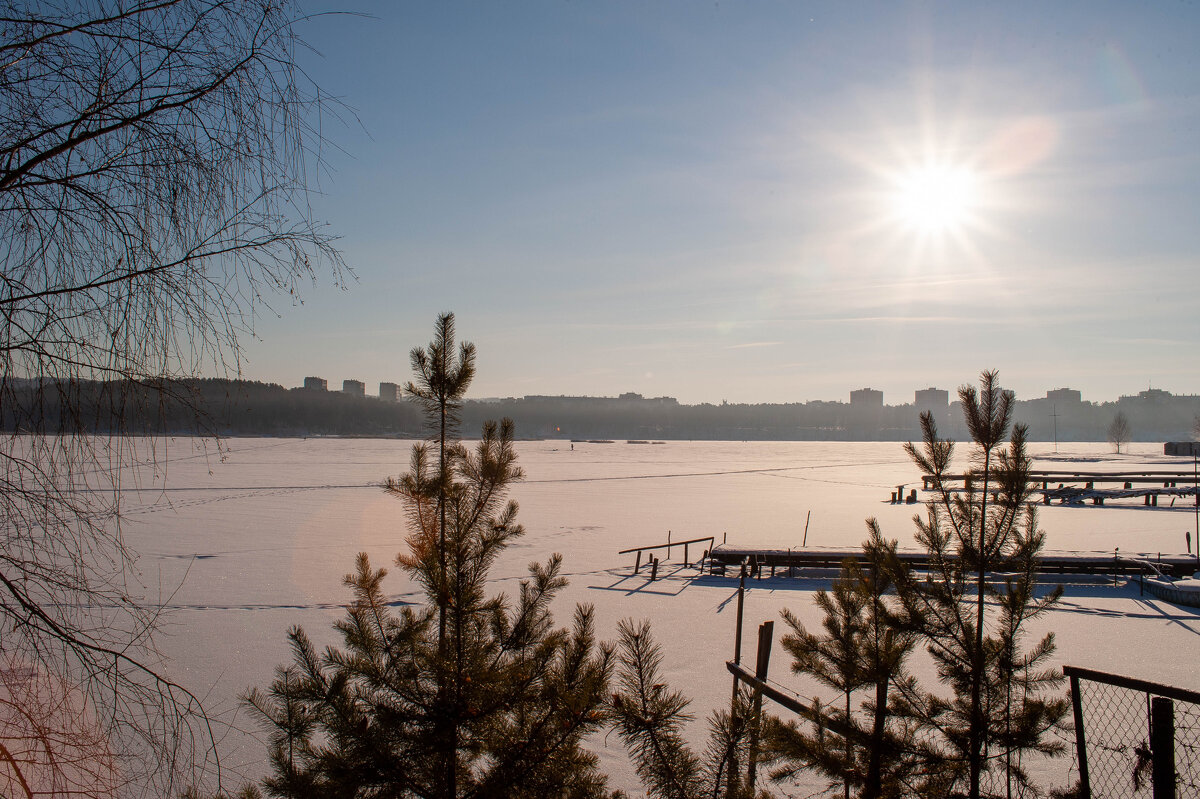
[0,1,343,793]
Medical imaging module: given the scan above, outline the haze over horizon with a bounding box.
[239,2,1200,406]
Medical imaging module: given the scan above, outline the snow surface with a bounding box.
[116,438,1200,795]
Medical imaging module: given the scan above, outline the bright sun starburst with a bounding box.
[891,164,979,235]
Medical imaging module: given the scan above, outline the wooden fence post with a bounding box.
[746,621,774,791]
[734,569,746,665]
[726,572,747,799]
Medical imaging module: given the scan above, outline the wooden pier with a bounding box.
[913,469,1200,508]
[705,546,1199,579]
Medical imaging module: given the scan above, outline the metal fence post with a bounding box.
[1152,696,1175,799]
[1069,674,1091,799]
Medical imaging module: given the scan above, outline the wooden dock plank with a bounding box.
[706,546,1199,578]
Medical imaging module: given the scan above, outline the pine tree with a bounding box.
[987,508,1069,799]
[770,523,916,799]
[778,560,868,799]
[894,371,1068,798]
[608,619,760,799]
[245,314,614,798]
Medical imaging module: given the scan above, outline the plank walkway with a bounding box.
[911,469,1200,508]
[705,546,1199,579]
[922,469,1200,490]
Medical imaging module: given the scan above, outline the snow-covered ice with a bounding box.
[116,437,1200,794]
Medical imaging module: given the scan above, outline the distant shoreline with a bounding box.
[116,431,1200,453]
[5,377,1198,442]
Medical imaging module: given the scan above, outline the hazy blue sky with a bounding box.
[241,1,1200,405]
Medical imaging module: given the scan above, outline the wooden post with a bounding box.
[1070,675,1091,799]
[1151,696,1175,799]
[634,550,641,575]
[667,529,672,559]
[684,542,689,567]
[726,572,747,799]
[650,557,659,582]
[734,569,746,664]
[746,620,774,791]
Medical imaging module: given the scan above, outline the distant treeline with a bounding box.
[0,378,422,437]
[464,393,1200,443]
[3,378,1198,443]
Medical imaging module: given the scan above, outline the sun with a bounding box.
[890,164,980,235]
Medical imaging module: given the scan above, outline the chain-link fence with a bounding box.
[1066,665,1200,798]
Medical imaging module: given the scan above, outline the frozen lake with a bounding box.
[120,437,1200,793]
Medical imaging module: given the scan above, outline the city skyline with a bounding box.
[284,373,1195,407]
[238,2,1200,405]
